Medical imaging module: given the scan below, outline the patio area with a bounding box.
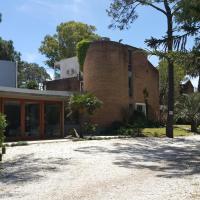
[0,136,200,200]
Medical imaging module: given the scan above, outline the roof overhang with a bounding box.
[0,86,73,101]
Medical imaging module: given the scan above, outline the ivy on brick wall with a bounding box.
[76,39,92,72]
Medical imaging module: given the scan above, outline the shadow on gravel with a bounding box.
[75,137,200,178]
[0,154,71,185]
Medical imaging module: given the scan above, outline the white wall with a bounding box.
[55,57,80,79]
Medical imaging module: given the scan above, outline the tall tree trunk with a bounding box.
[198,70,200,92]
[164,0,174,138]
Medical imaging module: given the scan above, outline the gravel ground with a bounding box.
[0,136,200,200]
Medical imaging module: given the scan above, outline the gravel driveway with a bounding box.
[0,136,200,200]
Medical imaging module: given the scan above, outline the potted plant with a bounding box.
[0,113,7,161]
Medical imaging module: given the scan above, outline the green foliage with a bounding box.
[39,21,100,68]
[0,37,50,88]
[104,110,161,135]
[26,80,39,90]
[0,37,21,61]
[158,59,186,105]
[18,62,51,88]
[69,93,103,116]
[142,126,192,137]
[176,0,200,24]
[76,39,91,71]
[68,93,102,137]
[83,122,97,135]
[175,93,200,132]
[0,113,7,147]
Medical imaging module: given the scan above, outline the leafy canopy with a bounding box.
[107,0,200,52]
[39,21,100,68]
[69,93,102,116]
[18,62,51,88]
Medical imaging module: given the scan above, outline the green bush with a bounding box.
[129,111,161,128]
[83,122,97,135]
[26,80,38,89]
[0,113,7,147]
[68,93,103,137]
[76,39,92,71]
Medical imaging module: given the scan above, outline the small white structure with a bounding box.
[54,57,80,80]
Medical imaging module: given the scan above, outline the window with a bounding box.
[54,67,61,79]
[71,68,75,74]
[4,101,21,137]
[135,103,146,116]
[128,50,133,97]
[45,103,61,137]
[25,102,40,137]
[128,77,133,97]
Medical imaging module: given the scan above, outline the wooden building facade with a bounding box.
[0,87,71,141]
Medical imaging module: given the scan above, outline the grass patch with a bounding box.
[142,126,192,137]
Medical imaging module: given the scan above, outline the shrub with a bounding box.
[129,110,161,128]
[175,93,200,133]
[0,113,7,147]
[83,122,97,135]
[26,80,38,89]
[68,93,102,137]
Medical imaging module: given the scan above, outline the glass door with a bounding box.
[25,102,40,137]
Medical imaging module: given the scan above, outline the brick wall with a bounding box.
[84,41,160,126]
[45,77,81,92]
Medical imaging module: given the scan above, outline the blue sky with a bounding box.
[0,0,198,87]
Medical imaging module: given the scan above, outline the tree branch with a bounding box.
[139,0,167,15]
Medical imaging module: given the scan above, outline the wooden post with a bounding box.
[20,100,25,139]
[61,101,65,138]
[40,101,45,139]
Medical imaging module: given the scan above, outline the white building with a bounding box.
[54,57,80,80]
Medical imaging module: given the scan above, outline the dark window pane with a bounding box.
[4,101,21,137]
[25,102,40,137]
[45,103,61,137]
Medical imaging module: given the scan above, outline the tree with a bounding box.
[107,0,200,138]
[68,93,102,138]
[18,62,51,89]
[159,59,186,105]
[0,38,21,61]
[184,45,200,92]
[175,93,200,132]
[39,21,100,68]
[175,0,200,91]
[26,80,39,90]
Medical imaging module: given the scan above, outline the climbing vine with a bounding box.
[76,39,91,72]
